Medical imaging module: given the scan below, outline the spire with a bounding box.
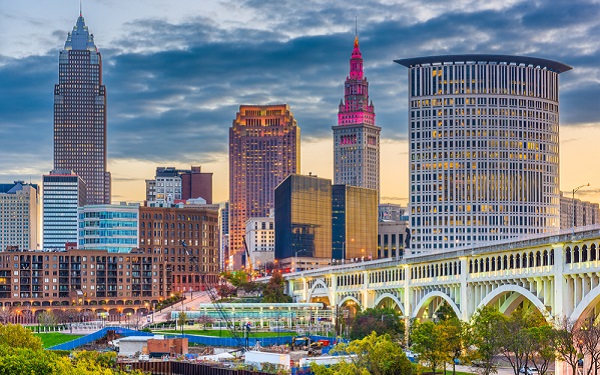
[63,11,97,52]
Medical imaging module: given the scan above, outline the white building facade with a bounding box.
[0,182,39,251]
[395,55,571,252]
[245,217,274,271]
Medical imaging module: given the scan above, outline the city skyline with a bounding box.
[0,0,599,206]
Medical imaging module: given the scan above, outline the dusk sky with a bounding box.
[1,0,599,206]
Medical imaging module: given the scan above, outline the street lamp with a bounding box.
[572,184,590,235]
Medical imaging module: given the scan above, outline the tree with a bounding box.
[177,311,187,334]
[311,332,413,375]
[196,314,215,330]
[499,306,547,375]
[553,317,582,375]
[222,270,250,288]
[577,317,600,375]
[37,311,58,328]
[435,302,458,322]
[466,306,505,375]
[529,325,556,375]
[440,317,465,375]
[262,271,292,303]
[0,307,14,324]
[216,283,237,299]
[349,307,404,341]
[0,323,42,351]
[410,321,452,374]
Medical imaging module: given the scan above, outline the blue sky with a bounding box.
[0,0,599,204]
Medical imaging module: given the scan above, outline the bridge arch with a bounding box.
[374,293,406,316]
[307,280,332,303]
[476,284,550,319]
[570,284,600,322]
[338,295,361,309]
[412,291,461,319]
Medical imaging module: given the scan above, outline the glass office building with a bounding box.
[332,185,378,260]
[78,204,139,253]
[275,174,332,260]
[395,54,572,252]
[43,170,87,250]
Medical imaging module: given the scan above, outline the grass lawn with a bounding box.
[35,332,85,348]
[155,329,295,338]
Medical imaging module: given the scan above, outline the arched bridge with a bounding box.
[285,226,600,325]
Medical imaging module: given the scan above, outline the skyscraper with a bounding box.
[42,170,86,250]
[395,54,572,252]
[0,182,39,251]
[54,12,110,205]
[229,104,300,268]
[333,36,380,196]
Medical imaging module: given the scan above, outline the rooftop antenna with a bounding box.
[79,0,82,16]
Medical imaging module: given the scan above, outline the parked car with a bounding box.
[519,366,539,375]
[138,354,150,362]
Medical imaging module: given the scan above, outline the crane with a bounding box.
[180,240,246,350]
[242,235,253,276]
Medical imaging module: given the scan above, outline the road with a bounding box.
[150,291,212,323]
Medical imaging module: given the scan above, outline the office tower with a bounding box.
[331,184,378,260]
[54,12,111,205]
[245,217,275,271]
[395,54,572,252]
[274,174,332,263]
[229,104,300,268]
[333,36,380,195]
[378,220,409,259]
[138,206,220,293]
[77,203,139,253]
[42,170,87,250]
[560,192,600,229]
[181,166,213,203]
[0,182,39,251]
[274,174,377,266]
[145,166,213,206]
[220,202,230,270]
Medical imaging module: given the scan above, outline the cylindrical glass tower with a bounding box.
[395,55,571,252]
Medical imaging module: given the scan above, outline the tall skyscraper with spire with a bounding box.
[54,12,111,205]
[229,105,300,269]
[333,35,380,196]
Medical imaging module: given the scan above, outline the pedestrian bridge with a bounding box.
[285,226,600,324]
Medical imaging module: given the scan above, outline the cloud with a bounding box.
[0,0,598,188]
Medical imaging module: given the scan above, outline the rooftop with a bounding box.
[394,54,572,74]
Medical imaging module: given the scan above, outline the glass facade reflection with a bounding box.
[332,185,378,260]
[275,175,378,261]
[275,174,332,260]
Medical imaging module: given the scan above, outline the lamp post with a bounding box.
[572,184,590,235]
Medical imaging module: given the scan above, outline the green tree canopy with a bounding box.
[349,307,404,340]
[0,323,42,350]
[262,270,292,303]
[311,332,412,375]
[410,321,453,374]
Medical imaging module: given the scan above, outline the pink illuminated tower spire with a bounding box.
[332,32,380,196]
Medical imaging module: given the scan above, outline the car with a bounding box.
[519,366,539,375]
[138,354,150,362]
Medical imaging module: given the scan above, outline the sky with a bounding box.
[0,0,599,206]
